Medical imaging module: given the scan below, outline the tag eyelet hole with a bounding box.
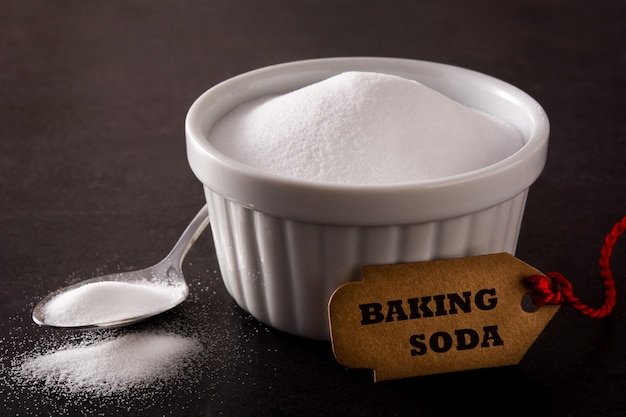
[521,293,538,313]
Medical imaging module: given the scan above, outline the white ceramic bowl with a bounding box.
[185,57,549,340]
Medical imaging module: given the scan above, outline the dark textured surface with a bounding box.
[1,1,625,416]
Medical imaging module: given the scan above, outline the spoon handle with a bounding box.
[164,205,211,267]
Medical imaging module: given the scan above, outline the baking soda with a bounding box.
[2,271,272,414]
[209,71,525,184]
[42,281,186,327]
[16,332,202,395]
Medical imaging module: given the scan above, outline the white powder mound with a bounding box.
[209,71,525,185]
[42,281,186,327]
[16,332,203,395]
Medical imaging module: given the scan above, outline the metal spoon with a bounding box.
[32,205,210,330]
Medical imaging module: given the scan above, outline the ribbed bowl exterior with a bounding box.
[205,186,529,341]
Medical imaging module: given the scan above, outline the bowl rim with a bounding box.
[185,57,549,225]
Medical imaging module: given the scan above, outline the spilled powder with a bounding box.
[42,281,186,327]
[16,332,202,395]
[2,271,273,415]
[209,71,525,185]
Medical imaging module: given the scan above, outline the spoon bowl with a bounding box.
[32,206,210,330]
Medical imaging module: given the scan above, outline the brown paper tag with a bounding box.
[328,253,559,381]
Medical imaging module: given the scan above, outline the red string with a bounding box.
[524,215,626,318]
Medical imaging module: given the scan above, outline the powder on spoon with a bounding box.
[208,71,525,185]
[42,281,186,327]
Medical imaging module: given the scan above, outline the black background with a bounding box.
[1,1,625,416]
